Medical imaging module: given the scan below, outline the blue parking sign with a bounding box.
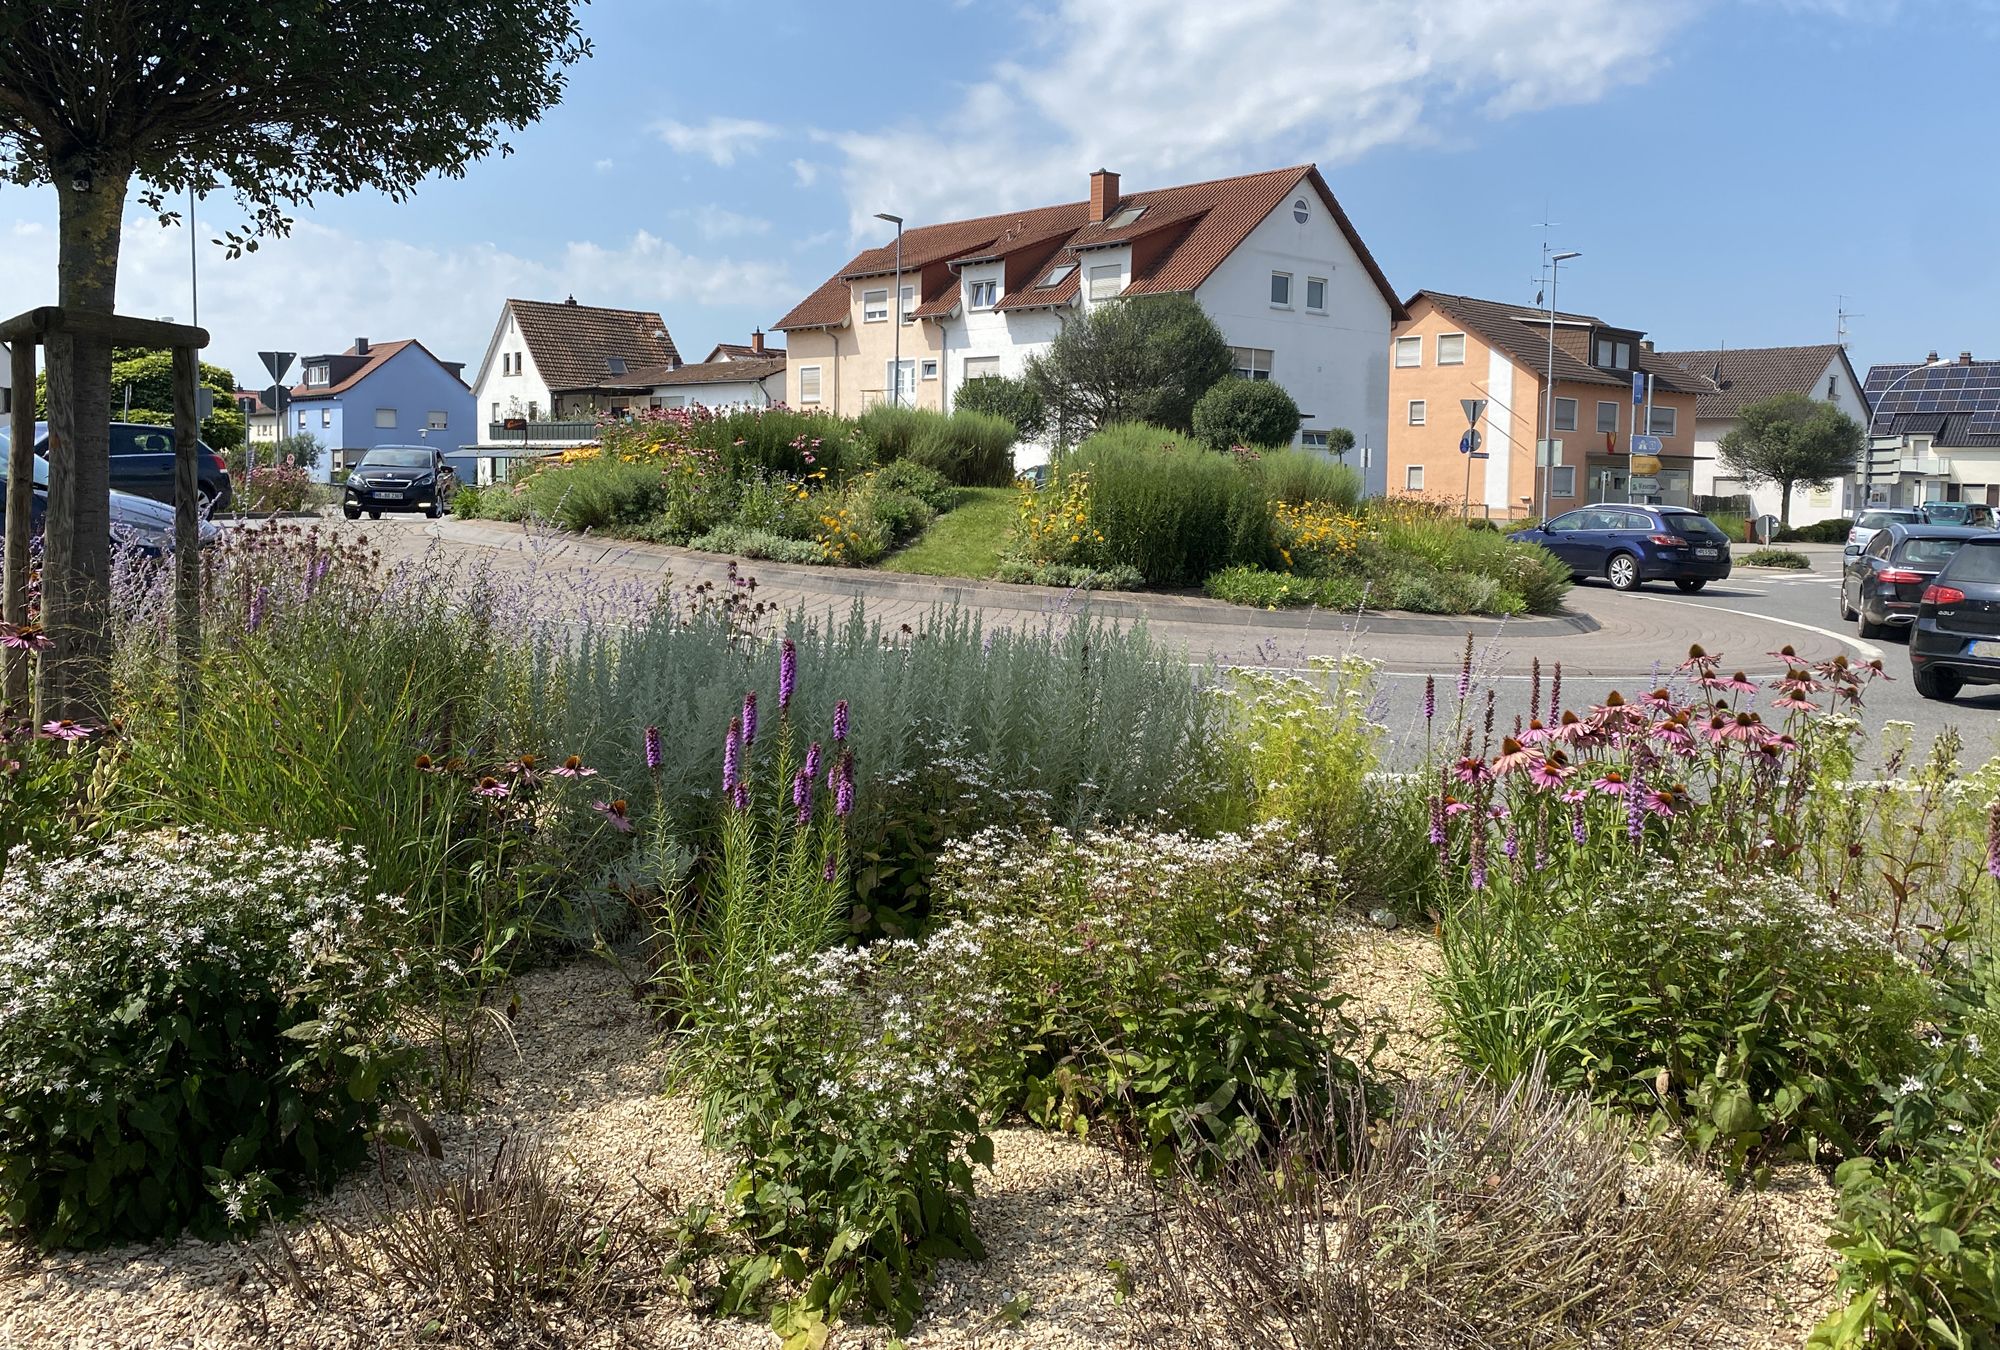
[1632,371,1645,404]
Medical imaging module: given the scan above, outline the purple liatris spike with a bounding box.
[831,698,849,744]
[1626,779,1645,843]
[1468,826,1487,891]
[722,717,741,795]
[778,640,797,713]
[802,740,822,784]
[793,767,813,825]
[1423,675,1436,725]
[1457,635,1474,701]
[1502,832,1519,860]
[1529,657,1542,723]
[644,724,663,772]
[1549,662,1563,719]
[247,584,270,633]
[823,854,837,882]
[741,692,758,747]
[731,783,749,812]
[1427,794,1446,847]
[1986,800,2000,879]
[835,750,855,817]
[1571,800,1588,845]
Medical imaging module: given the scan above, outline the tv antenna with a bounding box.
[1835,295,1862,348]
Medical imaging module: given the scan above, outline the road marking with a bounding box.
[1636,593,1883,661]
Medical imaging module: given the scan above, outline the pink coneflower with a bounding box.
[1551,710,1594,746]
[1451,755,1490,785]
[1772,688,1820,713]
[474,776,511,799]
[1559,787,1589,804]
[0,623,53,651]
[1676,643,1717,673]
[1442,795,1475,817]
[40,719,93,742]
[1701,669,1761,696]
[1590,768,1629,796]
[1519,718,1551,746]
[1491,736,1532,775]
[1766,643,1801,663]
[778,640,797,713]
[1639,687,1677,711]
[1653,713,1695,752]
[1722,710,1769,744]
[548,755,598,778]
[1526,750,1573,789]
[1646,783,1690,817]
[591,798,635,833]
[644,725,664,772]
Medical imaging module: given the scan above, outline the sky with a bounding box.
[1,0,1995,396]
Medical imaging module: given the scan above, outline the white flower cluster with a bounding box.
[1569,867,1896,963]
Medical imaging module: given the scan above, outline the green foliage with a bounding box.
[989,558,1146,591]
[1781,517,1853,544]
[1744,547,1810,568]
[39,349,244,449]
[450,484,485,519]
[1717,392,1868,527]
[0,834,413,1249]
[1321,426,1357,462]
[685,524,827,564]
[869,459,959,514]
[1024,294,1234,438]
[0,733,110,858]
[1253,448,1362,510]
[240,462,311,513]
[1203,565,1360,609]
[855,406,1016,486]
[1218,659,1380,857]
[952,374,1045,440]
[519,454,669,531]
[699,408,858,481]
[1191,377,1302,451]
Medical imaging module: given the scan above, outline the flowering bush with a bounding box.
[1271,498,1366,575]
[0,833,414,1247]
[238,462,311,514]
[0,701,114,859]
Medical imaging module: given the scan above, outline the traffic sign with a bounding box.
[1461,398,1487,427]
[1537,438,1563,467]
[1458,429,1482,455]
[1469,451,1489,460]
[1630,453,1662,475]
[1629,475,1660,494]
[1632,371,1646,404]
[195,387,214,422]
[259,351,297,384]
[1630,434,1663,456]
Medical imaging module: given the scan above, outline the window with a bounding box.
[1828,374,1839,399]
[427,410,449,430]
[298,411,308,430]
[1292,198,1310,224]
[1087,264,1122,302]
[606,356,628,377]
[1594,338,1613,367]
[491,402,500,422]
[1231,346,1274,381]
[968,278,998,309]
[1305,277,1327,313]
[320,410,332,428]
[1551,465,1577,497]
[863,288,889,322]
[1617,342,1631,368]
[799,365,822,404]
[1593,339,1632,371]
[1436,333,1466,366]
[527,401,539,419]
[305,363,329,386]
[899,284,914,323]
[1547,511,1584,531]
[375,408,397,429]
[1038,262,1077,289]
[962,355,999,385]
[662,395,686,410]
[1648,406,1678,437]
[1394,336,1421,368]
[1408,399,1427,426]
[1405,465,1425,492]
[1270,272,1292,307]
[1300,430,1328,450]
[1105,205,1146,229]
[885,359,915,402]
[1553,398,1578,432]
[920,359,939,380]
[1596,401,1618,434]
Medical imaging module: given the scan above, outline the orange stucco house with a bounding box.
[1387,291,1715,521]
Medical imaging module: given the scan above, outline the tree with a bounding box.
[1192,377,1302,451]
[38,348,244,449]
[1024,293,1233,442]
[1716,392,1866,528]
[1324,428,1357,465]
[0,1,589,719]
[953,373,1045,440]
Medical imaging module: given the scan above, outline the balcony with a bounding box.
[485,420,599,447]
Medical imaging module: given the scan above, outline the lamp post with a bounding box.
[1537,250,1581,521]
[1863,355,1946,509]
[874,212,904,406]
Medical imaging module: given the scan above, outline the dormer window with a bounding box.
[606,356,628,377]
[304,363,330,387]
[1038,263,1078,289]
[1593,337,1633,371]
[968,279,998,309]
[1104,205,1145,229]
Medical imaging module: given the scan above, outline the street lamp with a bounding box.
[1862,354,1948,509]
[875,212,904,407]
[1537,250,1581,521]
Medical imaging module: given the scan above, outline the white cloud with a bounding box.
[654,116,781,166]
[829,0,1698,238]
[790,158,820,187]
[593,157,616,173]
[670,204,773,242]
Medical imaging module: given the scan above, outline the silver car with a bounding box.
[1845,507,1922,558]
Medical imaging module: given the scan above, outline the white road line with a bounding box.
[1636,593,1884,660]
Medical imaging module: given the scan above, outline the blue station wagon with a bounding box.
[1513,504,1734,592]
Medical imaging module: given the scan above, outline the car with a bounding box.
[10,420,234,515]
[1918,500,1997,528]
[0,451,220,556]
[1845,507,1923,556]
[1839,523,1987,639]
[1510,503,1733,592]
[1909,535,2000,701]
[342,445,458,519]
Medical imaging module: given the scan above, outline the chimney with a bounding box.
[1089,168,1120,223]
[564,295,579,306]
[751,329,765,355]
[1927,350,1940,363]
[1640,339,1654,353]
[354,337,370,356]
[1961,350,1975,365]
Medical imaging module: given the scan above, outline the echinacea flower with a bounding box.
[1450,755,1490,785]
[1700,669,1761,696]
[1490,736,1532,775]
[1676,643,1715,673]
[474,776,511,799]
[1590,769,1629,795]
[1519,718,1551,746]
[591,798,635,833]
[548,755,597,778]
[0,623,53,651]
[1526,750,1573,789]
[40,719,93,742]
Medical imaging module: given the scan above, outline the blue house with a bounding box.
[287,338,475,482]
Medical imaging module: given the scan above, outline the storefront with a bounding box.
[1586,454,1694,507]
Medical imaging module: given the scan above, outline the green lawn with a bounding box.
[880,486,1017,578]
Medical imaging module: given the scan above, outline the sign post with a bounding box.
[1458,399,1486,519]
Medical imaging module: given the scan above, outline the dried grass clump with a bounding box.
[1136,1063,1766,1349]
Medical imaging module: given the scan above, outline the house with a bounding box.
[773,166,1404,485]
[234,388,281,447]
[469,297,679,445]
[287,338,475,480]
[1860,350,2000,510]
[632,330,787,410]
[1654,344,1870,526]
[1388,292,1712,520]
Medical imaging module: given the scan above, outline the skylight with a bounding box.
[1038,262,1078,288]
[606,356,628,376]
[1104,205,1146,229]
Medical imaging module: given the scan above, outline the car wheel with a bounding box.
[1606,552,1641,591]
[1857,603,1884,640]
[342,506,360,521]
[196,486,219,519]
[1674,578,1707,593]
[1914,668,1962,702]
[367,510,382,520]
[1838,583,1857,622]
[427,499,446,519]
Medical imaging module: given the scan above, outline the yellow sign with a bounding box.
[1629,454,1662,475]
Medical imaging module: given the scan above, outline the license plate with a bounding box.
[375,490,404,500]
[1972,641,2000,659]
[1694,547,1718,558]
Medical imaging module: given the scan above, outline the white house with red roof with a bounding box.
[773,166,1403,484]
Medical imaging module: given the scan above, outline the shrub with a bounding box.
[952,373,1045,440]
[450,484,484,518]
[1743,547,1810,568]
[0,833,413,1248]
[871,458,960,513]
[1191,376,1303,451]
[1255,448,1362,510]
[729,470,821,541]
[1219,659,1380,862]
[685,523,827,564]
[694,406,858,480]
[1203,565,1325,608]
[0,724,110,859]
[857,405,1016,486]
[1024,293,1234,437]
[239,462,311,513]
[1271,499,1366,576]
[1780,516,1852,544]
[518,455,668,531]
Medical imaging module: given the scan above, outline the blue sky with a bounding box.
[1,0,1994,393]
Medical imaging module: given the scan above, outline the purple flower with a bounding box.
[1422,675,1435,725]
[1549,662,1564,719]
[741,692,758,747]
[823,854,837,882]
[1529,657,1542,723]
[778,640,797,713]
[1987,800,2000,880]
[1571,799,1588,845]
[1502,832,1518,859]
[722,716,741,795]
[793,767,814,825]
[802,740,822,784]
[1456,636,1473,701]
[731,783,749,812]
[1427,793,1446,848]
[40,719,94,742]
[0,623,52,652]
[1468,826,1487,891]
[248,585,270,634]
[306,552,331,598]
[644,725,663,772]
[835,750,855,817]
[591,798,635,833]
[1626,778,1647,842]
[831,698,848,744]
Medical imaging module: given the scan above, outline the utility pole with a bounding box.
[1537,248,1580,520]
[875,212,904,406]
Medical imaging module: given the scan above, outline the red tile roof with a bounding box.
[774,164,1402,331]
[509,299,680,393]
[629,354,787,387]
[289,340,415,400]
[703,341,786,363]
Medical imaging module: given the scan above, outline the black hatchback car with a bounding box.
[1839,524,1987,639]
[18,420,234,514]
[1511,504,1733,591]
[1910,536,2000,701]
[342,445,457,519]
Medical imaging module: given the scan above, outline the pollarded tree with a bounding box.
[1025,293,1234,443]
[0,1,590,719]
[1192,377,1302,451]
[1716,392,1866,528]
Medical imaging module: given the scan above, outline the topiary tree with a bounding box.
[1192,377,1302,451]
[1324,427,1357,465]
[952,373,1045,439]
[1025,293,1233,442]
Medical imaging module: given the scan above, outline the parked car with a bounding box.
[1918,500,1997,528]
[1511,504,1733,592]
[0,449,219,556]
[342,445,457,519]
[1839,523,1987,638]
[1910,535,2000,701]
[10,420,233,515]
[1845,507,1923,556]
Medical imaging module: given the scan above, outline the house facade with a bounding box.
[1655,344,1870,526]
[234,388,281,447]
[287,339,474,480]
[773,166,1403,486]
[469,298,680,445]
[1861,351,2000,510]
[635,331,786,410]
[1388,292,1709,520]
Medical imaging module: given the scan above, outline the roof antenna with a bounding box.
[1835,294,1862,348]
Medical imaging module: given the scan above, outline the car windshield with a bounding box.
[1896,537,1968,569]
[1857,510,1917,530]
[359,449,433,469]
[1941,540,2000,584]
[1923,504,1977,525]
[1664,513,1727,541]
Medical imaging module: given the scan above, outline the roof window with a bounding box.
[1039,262,1078,288]
[606,356,628,376]
[1104,205,1146,229]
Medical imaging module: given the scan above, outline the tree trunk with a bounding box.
[1777,479,1794,531]
[40,167,128,724]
